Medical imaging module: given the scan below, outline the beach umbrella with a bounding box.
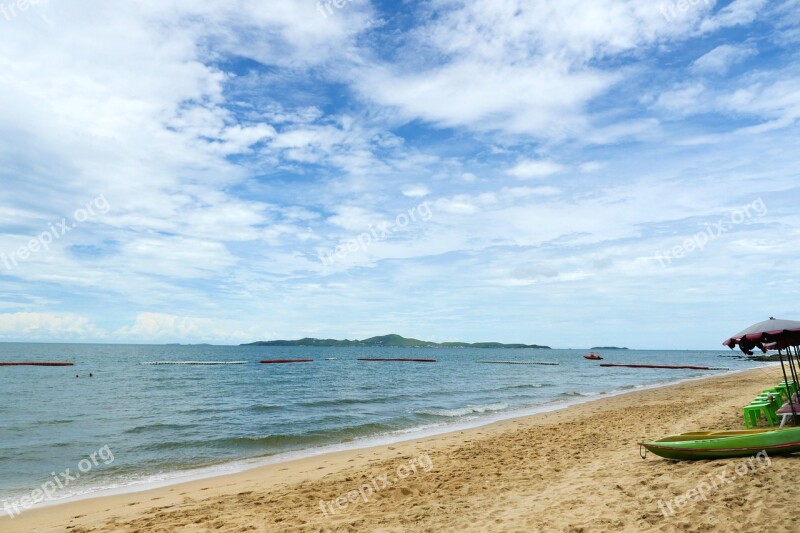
[723,317,800,422]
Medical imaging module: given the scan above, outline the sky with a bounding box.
[0,0,798,349]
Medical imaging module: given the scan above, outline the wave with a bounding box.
[176,406,243,415]
[416,402,509,418]
[137,422,396,453]
[34,418,75,426]
[503,383,549,391]
[297,396,398,408]
[124,423,198,435]
[247,404,283,413]
[559,391,598,398]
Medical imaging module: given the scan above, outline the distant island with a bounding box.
[242,334,550,349]
[590,346,629,350]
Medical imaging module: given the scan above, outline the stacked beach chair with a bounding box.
[743,381,797,428]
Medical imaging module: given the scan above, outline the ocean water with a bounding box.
[0,343,768,506]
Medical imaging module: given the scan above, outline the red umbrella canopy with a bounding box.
[723,317,800,354]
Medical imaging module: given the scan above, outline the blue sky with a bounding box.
[0,0,798,348]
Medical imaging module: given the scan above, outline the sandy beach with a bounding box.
[4,366,799,532]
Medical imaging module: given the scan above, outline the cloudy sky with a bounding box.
[0,0,798,348]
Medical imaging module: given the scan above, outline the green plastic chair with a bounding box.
[778,381,798,396]
[760,393,783,417]
[757,392,782,407]
[765,386,788,403]
[743,402,778,428]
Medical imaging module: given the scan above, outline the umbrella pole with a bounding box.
[778,348,797,424]
[789,347,800,395]
[791,346,800,390]
[787,347,800,425]
[787,347,799,425]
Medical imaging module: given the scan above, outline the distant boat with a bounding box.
[583,352,603,360]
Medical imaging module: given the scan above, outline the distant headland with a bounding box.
[590,346,629,350]
[242,334,550,349]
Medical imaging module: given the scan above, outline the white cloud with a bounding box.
[507,160,565,180]
[326,206,384,232]
[500,186,561,198]
[434,197,481,215]
[0,312,101,339]
[653,69,800,130]
[700,0,767,33]
[350,0,726,139]
[358,60,614,138]
[653,83,708,114]
[579,161,605,173]
[115,312,253,343]
[402,184,431,198]
[691,44,758,74]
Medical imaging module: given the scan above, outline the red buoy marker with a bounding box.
[0,362,75,367]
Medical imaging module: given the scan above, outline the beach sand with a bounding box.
[4,366,800,532]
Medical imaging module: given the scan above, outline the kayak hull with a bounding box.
[640,427,800,460]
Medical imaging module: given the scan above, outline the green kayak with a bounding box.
[640,427,800,460]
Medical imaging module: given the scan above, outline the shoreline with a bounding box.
[4,365,772,513]
[2,365,791,532]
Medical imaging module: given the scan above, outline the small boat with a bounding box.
[640,427,800,460]
[583,352,603,360]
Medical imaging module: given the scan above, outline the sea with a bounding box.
[0,343,770,510]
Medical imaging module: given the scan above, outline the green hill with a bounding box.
[242,334,549,349]
[590,346,629,350]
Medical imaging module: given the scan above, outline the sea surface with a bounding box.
[0,343,770,507]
